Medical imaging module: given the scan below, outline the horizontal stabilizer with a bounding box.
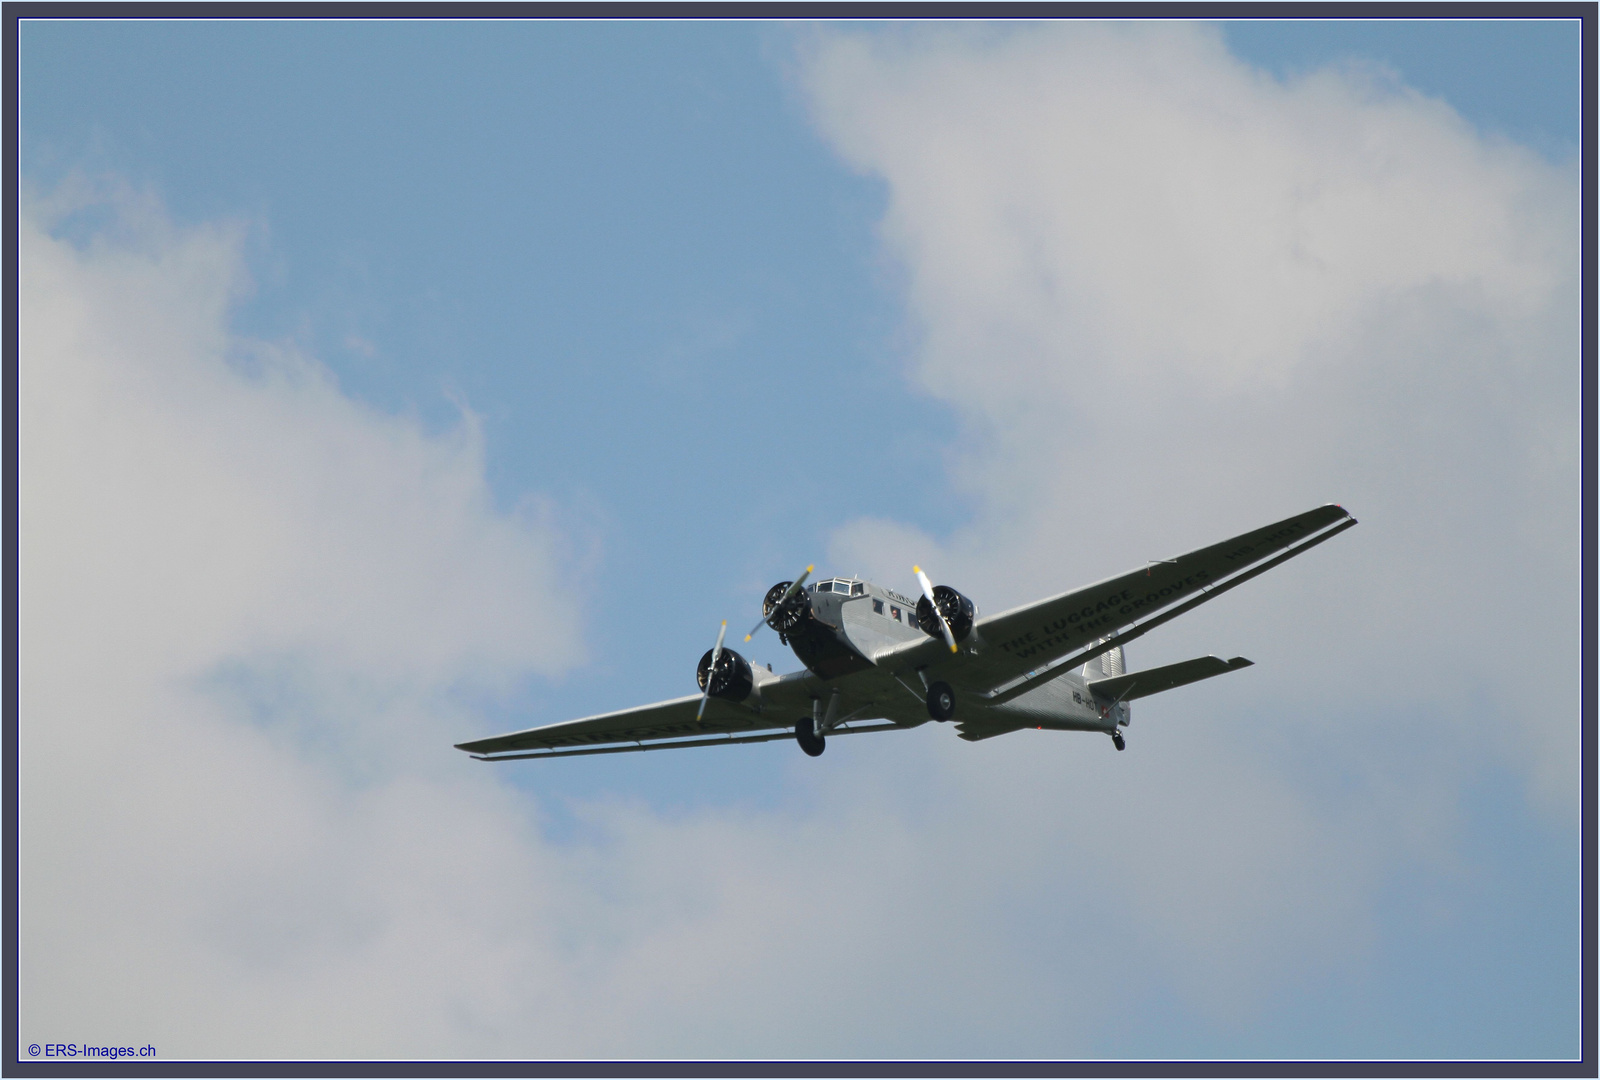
[1086,655,1253,702]
[954,720,1030,743]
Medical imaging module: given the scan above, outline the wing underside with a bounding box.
[461,718,910,761]
[454,695,779,759]
[455,678,916,761]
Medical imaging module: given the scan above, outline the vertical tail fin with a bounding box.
[1090,640,1129,726]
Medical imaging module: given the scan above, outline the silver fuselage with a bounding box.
[790,577,1127,733]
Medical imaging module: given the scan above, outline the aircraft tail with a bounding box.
[1084,642,1129,726]
[1086,655,1254,728]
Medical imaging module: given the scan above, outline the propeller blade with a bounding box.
[697,620,728,721]
[745,564,814,641]
[914,565,959,653]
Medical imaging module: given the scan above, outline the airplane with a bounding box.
[455,504,1355,762]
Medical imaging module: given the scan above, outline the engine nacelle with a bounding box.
[697,646,755,703]
[916,585,976,643]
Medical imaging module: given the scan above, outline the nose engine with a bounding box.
[916,585,975,642]
[697,646,754,703]
[762,580,814,642]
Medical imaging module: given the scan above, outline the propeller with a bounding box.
[745,564,814,642]
[697,620,728,722]
[913,565,959,654]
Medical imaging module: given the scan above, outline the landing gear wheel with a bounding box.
[1111,731,1126,751]
[926,681,956,722]
[796,717,826,757]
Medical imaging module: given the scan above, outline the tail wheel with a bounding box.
[1112,731,1126,751]
[926,681,956,721]
[796,717,825,757]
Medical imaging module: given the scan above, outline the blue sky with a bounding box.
[18,18,1581,1060]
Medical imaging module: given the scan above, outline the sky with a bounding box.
[16,17,1582,1061]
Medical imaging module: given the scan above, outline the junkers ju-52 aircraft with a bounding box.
[456,504,1355,762]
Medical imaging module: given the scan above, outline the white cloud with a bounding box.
[799,18,1578,1035]
[803,22,1577,799]
[20,179,600,1056]
[22,178,1135,1060]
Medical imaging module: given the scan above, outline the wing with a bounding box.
[455,670,918,761]
[454,694,784,758]
[875,504,1355,700]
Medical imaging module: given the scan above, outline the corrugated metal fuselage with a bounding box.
[786,576,1127,733]
[780,581,884,680]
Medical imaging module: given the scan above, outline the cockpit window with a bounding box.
[851,582,866,596]
[816,581,833,593]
